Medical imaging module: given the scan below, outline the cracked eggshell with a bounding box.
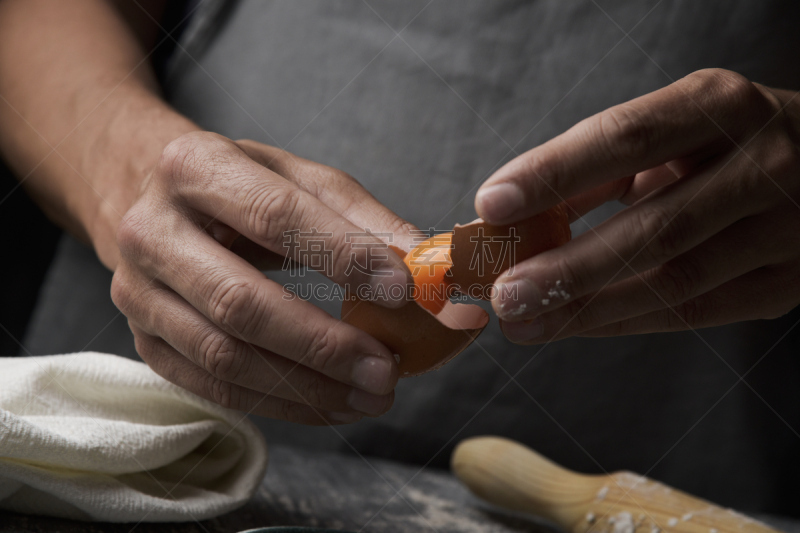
[341,296,489,377]
[341,205,571,377]
[343,244,488,377]
[448,204,571,297]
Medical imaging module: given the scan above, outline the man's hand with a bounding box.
[475,69,800,343]
[111,132,415,424]
[0,0,417,424]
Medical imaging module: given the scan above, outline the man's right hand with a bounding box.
[0,1,414,425]
[111,132,416,425]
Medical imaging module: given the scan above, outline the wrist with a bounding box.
[82,89,199,269]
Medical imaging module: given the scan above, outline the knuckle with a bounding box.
[383,220,419,248]
[711,70,761,106]
[727,136,800,206]
[209,279,266,335]
[683,68,726,92]
[724,158,769,203]
[651,256,703,305]
[208,377,236,410]
[154,131,241,196]
[110,271,135,315]
[687,69,762,113]
[199,332,245,382]
[329,235,361,279]
[684,69,771,136]
[769,137,800,183]
[649,217,689,266]
[157,132,236,189]
[303,328,339,373]
[248,186,305,245]
[597,106,657,166]
[157,133,204,182]
[630,205,686,266]
[116,205,154,262]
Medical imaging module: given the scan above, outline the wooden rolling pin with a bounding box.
[451,436,781,533]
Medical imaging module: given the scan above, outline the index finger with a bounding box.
[161,133,412,308]
[475,69,755,225]
[237,141,419,252]
[122,217,400,396]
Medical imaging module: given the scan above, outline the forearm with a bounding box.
[0,0,198,269]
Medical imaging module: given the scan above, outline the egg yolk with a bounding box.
[403,232,454,315]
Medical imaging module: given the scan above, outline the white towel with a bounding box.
[0,352,268,522]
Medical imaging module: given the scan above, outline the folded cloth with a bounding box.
[0,352,268,522]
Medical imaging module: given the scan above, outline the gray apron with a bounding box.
[25,0,800,514]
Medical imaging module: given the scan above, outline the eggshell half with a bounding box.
[341,296,489,377]
[340,204,571,377]
[448,204,571,296]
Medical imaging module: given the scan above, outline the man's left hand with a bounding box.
[476,69,800,343]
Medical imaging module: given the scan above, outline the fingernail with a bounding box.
[351,355,393,395]
[328,412,363,424]
[476,183,525,223]
[347,389,390,416]
[368,267,410,309]
[494,278,540,320]
[502,317,544,343]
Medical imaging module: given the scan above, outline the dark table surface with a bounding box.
[1,445,798,533]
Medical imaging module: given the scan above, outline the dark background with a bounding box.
[0,160,60,356]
